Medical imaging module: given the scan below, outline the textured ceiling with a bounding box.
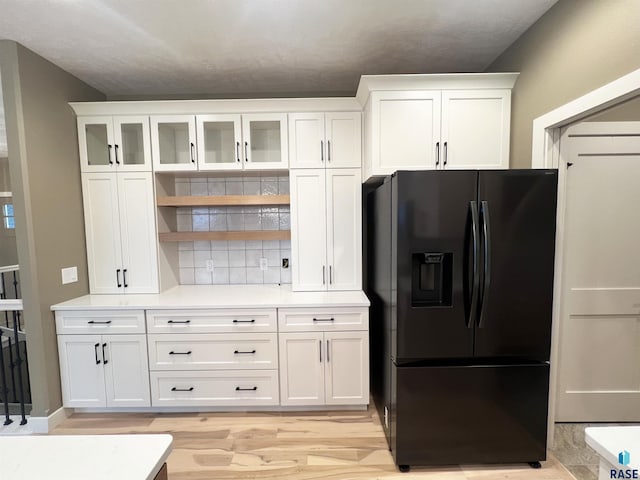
[0,0,558,98]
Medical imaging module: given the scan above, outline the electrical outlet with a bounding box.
[259,258,268,271]
[282,258,289,269]
[205,260,214,272]
[61,266,78,285]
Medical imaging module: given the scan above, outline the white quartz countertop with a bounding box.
[0,434,172,480]
[585,426,640,469]
[51,284,370,310]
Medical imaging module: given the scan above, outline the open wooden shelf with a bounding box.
[159,230,291,242]
[157,195,290,207]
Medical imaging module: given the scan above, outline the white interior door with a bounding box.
[290,169,327,291]
[326,169,362,291]
[82,173,122,294]
[103,334,151,407]
[279,332,324,406]
[556,122,640,421]
[57,335,106,407]
[117,172,159,294]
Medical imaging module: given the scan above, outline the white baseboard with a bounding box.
[29,407,69,433]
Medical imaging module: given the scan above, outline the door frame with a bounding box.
[532,66,640,444]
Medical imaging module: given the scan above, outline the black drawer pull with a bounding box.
[313,317,335,322]
[234,350,256,355]
[169,351,192,355]
[171,387,194,392]
[88,320,112,324]
[235,386,258,391]
[233,319,255,323]
[167,320,191,324]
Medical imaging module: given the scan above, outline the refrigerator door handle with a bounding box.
[478,200,492,328]
[468,201,480,328]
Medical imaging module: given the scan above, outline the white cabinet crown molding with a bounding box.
[355,73,519,106]
[70,98,362,117]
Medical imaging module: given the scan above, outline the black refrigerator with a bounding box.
[366,169,557,471]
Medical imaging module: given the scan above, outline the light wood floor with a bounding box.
[51,405,576,479]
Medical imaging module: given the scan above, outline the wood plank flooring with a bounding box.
[51,405,576,479]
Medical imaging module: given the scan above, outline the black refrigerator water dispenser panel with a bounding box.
[411,252,452,307]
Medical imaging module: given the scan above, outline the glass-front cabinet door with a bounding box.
[78,116,151,173]
[78,116,115,173]
[196,114,243,171]
[150,115,197,172]
[242,113,289,170]
[113,116,151,172]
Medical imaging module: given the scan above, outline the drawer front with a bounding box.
[146,309,277,334]
[55,310,146,335]
[150,370,279,406]
[148,333,278,371]
[278,307,368,332]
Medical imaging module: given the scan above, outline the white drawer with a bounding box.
[278,307,368,332]
[55,310,146,335]
[150,370,279,407]
[148,333,278,371]
[146,309,277,334]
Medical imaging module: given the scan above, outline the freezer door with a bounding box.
[475,170,557,361]
[394,171,477,361]
[393,363,549,467]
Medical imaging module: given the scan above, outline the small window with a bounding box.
[3,204,15,230]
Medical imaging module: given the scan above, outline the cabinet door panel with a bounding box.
[103,334,151,407]
[197,114,243,171]
[290,170,327,291]
[373,91,441,174]
[288,113,325,169]
[326,169,362,291]
[325,112,361,168]
[117,172,159,294]
[242,113,289,170]
[279,332,324,406]
[57,335,105,407]
[113,116,152,172]
[82,173,122,294]
[150,115,197,172]
[78,116,115,173]
[441,90,510,170]
[325,332,369,405]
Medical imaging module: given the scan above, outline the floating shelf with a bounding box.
[159,230,291,242]
[157,194,290,207]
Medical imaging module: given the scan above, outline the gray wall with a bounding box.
[0,41,104,417]
[486,0,640,168]
[0,156,18,265]
[587,95,640,122]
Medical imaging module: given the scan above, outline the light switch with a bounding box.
[259,258,268,271]
[61,266,78,285]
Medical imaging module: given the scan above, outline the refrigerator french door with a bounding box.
[368,169,558,469]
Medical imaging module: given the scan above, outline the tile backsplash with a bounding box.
[175,175,291,285]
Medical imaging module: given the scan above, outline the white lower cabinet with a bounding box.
[150,370,279,407]
[278,307,369,407]
[147,308,280,407]
[57,333,150,408]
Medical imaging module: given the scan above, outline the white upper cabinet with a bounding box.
[151,115,198,172]
[373,91,441,173]
[289,112,361,169]
[357,73,518,181]
[440,90,510,170]
[78,116,151,173]
[242,113,289,170]
[290,168,362,292]
[152,113,288,172]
